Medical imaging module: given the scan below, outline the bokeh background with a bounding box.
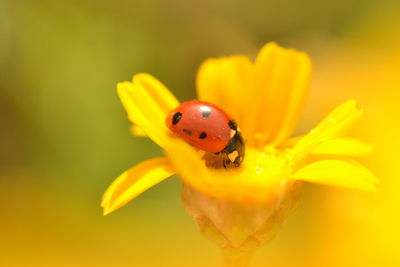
[1,0,399,266]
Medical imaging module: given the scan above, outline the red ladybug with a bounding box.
[166,100,244,168]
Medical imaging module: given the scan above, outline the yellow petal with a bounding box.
[102,157,175,215]
[291,100,364,162]
[164,139,214,197]
[291,159,378,191]
[130,125,146,136]
[196,55,253,125]
[117,82,166,147]
[133,73,180,115]
[312,100,363,135]
[242,42,312,147]
[311,137,374,156]
[279,136,303,149]
[117,74,179,148]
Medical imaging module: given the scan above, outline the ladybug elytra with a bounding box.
[166,100,244,168]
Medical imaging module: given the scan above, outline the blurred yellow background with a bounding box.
[1,0,399,266]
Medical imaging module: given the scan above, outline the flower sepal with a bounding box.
[182,181,302,250]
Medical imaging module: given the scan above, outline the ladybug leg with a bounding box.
[202,152,225,169]
[202,151,243,169]
[222,157,228,169]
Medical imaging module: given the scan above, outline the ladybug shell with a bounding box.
[166,100,233,153]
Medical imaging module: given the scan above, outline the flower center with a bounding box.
[203,147,293,202]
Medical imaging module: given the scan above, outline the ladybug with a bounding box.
[165,100,244,169]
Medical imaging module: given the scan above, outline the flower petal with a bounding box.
[291,100,364,162]
[311,137,374,156]
[117,74,179,147]
[102,157,176,215]
[165,139,215,197]
[165,138,290,202]
[242,42,312,146]
[133,73,180,115]
[196,55,253,125]
[117,82,166,147]
[291,158,378,191]
[130,125,146,136]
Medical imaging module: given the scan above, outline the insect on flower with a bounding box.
[165,100,244,169]
[102,42,378,258]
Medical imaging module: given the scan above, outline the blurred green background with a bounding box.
[1,0,399,266]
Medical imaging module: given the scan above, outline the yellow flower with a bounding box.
[101,43,377,251]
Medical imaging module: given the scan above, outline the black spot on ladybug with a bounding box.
[214,152,220,155]
[199,132,207,139]
[228,120,237,130]
[183,128,192,135]
[172,112,182,125]
[202,110,211,118]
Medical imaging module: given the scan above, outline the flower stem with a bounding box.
[222,248,254,267]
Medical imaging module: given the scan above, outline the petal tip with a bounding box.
[132,72,152,83]
[101,195,110,208]
[263,41,279,49]
[116,81,133,96]
[103,207,113,216]
[130,125,147,136]
[100,158,175,215]
[344,99,363,111]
